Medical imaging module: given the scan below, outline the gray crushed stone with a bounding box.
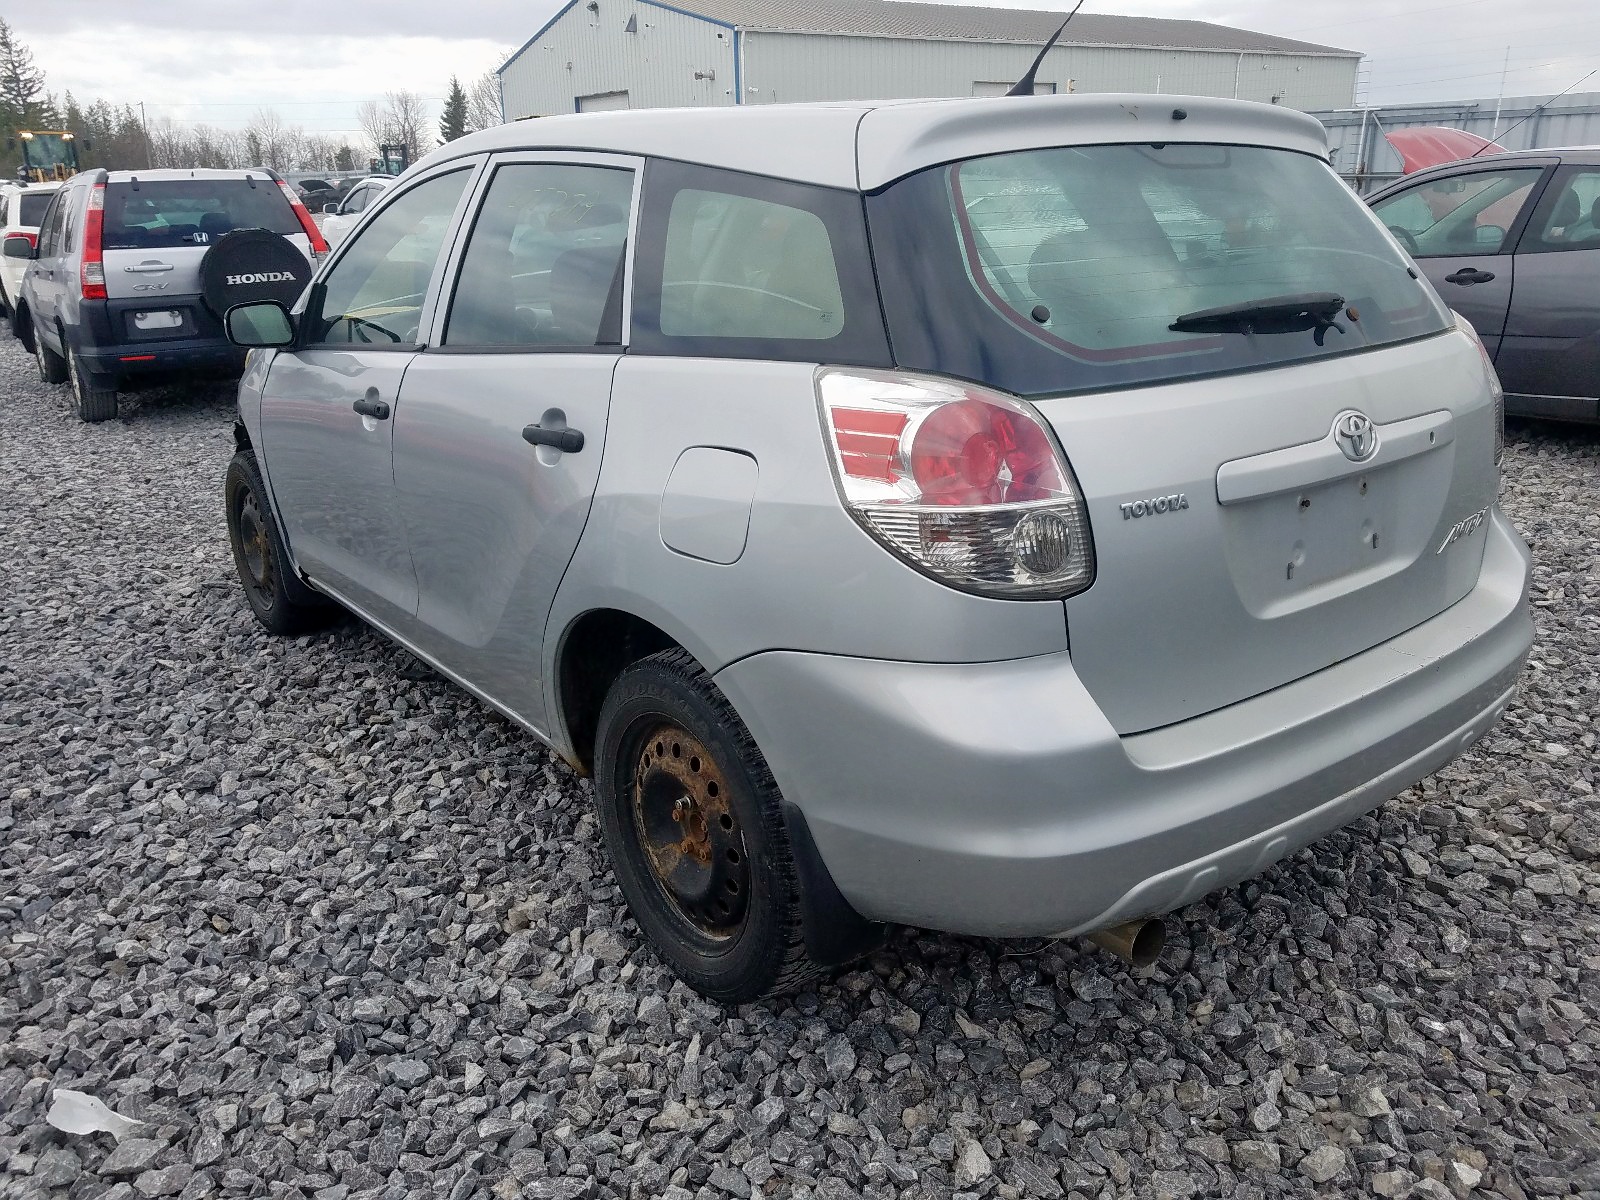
[1,333,1597,1199]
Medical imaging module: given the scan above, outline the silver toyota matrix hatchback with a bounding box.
[221,95,1533,1002]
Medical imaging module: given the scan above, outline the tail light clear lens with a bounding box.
[818,368,1094,599]
[1456,311,1504,466]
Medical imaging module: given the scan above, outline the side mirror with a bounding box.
[2,234,36,259]
[323,202,338,214]
[225,301,294,348]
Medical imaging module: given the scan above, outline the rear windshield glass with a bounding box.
[18,193,52,226]
[102,180,300,250]
[868,144,1451,398]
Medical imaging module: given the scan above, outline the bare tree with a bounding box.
[384,90,431,162]
[244,107,292,170]
[467,71,502,132]
[357,91,433,166]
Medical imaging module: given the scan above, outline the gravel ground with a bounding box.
[1,335,1597,1200]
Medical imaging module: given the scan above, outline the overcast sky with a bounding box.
[15,0,1598,137]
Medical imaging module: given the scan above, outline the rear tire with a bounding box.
[593,648,831,1003]
[224,450,335,635]
[33,323,67,385]
[65,340,118,423]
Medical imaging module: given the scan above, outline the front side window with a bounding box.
[871,143,1451,398]
[445,162,632,348]
[631,159,890,365]
[1523,168,1600,252]
[1371,168,1543,257]
[344,185,372,215]
[307,168,472,347]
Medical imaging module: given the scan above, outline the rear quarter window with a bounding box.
[630,159,890,366]
[18,192,53,226]
[103,179,300,250]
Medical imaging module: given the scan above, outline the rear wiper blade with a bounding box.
[1170,292,1346,340]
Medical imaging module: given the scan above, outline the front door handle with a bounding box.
[352,396,390,420]
[1444,268,1495,285]
[522,423,584,454]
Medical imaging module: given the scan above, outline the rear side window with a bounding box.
[631,159,889,366]
[18,192,52,226]
[102,179,300,249]
[37,194,66,257]
[870,143,1451,398]
[445,161,633,349]
[1522,167,1600,253]
[1371,168,1543,257]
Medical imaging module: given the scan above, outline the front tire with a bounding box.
[66,340,118,423]
[224,450,335,635]
[34,323,67,385]
[594,648,830,1003]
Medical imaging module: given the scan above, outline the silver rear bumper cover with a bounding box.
[715,508,1533,937]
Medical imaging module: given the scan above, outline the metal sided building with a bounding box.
[497,0,1361,117]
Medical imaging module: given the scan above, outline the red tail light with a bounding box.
[819,368,1095,599]
[278,180,329,263]
[80,184,106,300]
[12,231,37,249]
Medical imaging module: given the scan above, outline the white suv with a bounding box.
[317,176,394,247]
[0,181,61,318]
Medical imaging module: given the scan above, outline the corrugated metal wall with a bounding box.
[500,2,737,117]
[1312,93,1600,194]
[736,34,1357,110]
[500,10,1360,118]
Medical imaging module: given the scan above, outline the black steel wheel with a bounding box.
[224,450,335,635]
[594,648,832,1003]
[65,340,117,423]
[34,323,67,385]
[631,721,751,939]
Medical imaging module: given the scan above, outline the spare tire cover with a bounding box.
[199,229,311,317]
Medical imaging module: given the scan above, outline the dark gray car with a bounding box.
[1369,147,1600,423]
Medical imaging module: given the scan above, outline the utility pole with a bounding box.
[139,100,153,169]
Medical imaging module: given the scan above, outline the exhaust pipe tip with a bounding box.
[1087,918,1166,969]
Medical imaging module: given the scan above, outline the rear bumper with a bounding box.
[714,508,1533,937]
[76,297,245,379]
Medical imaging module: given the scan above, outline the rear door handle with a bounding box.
[522,423,584,454]
[1444,268,1495,285]
[124,261,174,274]
[352,396,390,420]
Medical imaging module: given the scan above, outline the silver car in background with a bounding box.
[220,95,1533,1002]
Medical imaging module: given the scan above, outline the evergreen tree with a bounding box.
[0,18,45,127]
[440,76,468,143]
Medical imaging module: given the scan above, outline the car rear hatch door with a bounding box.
[1039,331,1498,732]
[865,135,1503,734]
[99,176,310,316]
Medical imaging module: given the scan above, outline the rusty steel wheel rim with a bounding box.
[632,722,749,939]
[236,489,276,609]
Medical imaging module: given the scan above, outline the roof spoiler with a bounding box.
[1005,0,1085,98]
